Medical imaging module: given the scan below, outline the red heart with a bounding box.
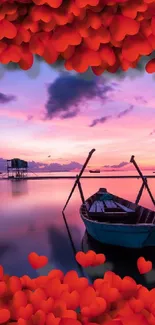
[12,290,27,309]
[98,282,120,303]
[120,277,137,299]
[48,269,64,281]
[85,296,107,317]
[40,297,54,314]
[79,286,96,308]
[18,304,33,320]
[74,277,89,293]
[44,278,62,299]
[0,309,10,324]
[92,253,106,266]
[75,251,88,267]
[60,290,80,310]
[46,313,60,325]
[52,299,66,318]
[20,275,36,290]
[128,297,144,313]
[137,257,152,274]
[75,250,96,267]
[85,250,96,266]
[63,270,79,291]
[0,281,7,296]
[32,310,46,325]
[62,310,77,319]
[29,288,46,312]
[28,252,48,269]
[8,276,22,294]
[17,319,31,325]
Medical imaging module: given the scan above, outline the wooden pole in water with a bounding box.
[62,211,86,278]
[130,155,155,206]
[135,178,146,205]
[76,175,85,204]
[62,148,95,212]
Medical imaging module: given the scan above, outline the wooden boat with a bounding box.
[63,149,155,249]
[80,188,155,248]
[89,169,100,173]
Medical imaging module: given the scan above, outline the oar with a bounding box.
[130,155,155,206]
[62,148,96,212]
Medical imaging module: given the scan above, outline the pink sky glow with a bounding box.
[0,59,155,170]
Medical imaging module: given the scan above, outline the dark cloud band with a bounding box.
[90,105,134,127]
[0,92,16,104]
[44,73,118,120]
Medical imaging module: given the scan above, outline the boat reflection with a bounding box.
[82,230,155,289]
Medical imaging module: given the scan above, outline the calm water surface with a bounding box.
[0,172,155,286]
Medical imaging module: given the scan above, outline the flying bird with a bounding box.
[48,155,51,158]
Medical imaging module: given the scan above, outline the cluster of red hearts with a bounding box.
[1,0,155,73]
[0,251,154,325]
[76,251,153,274]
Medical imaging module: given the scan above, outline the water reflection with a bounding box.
[47,224,84,275]
[0,176,154,279]
[0,223,81,278]
[82,231,155,289]
[11,180,28,197]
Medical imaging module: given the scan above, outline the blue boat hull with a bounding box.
[81,216,155,248]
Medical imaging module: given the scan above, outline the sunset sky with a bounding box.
[0,58,155,170]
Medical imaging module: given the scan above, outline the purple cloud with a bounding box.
[103,162,129,168]
[90,105,134,127]
[0,92,16,104]
[45,73,118,120]
[134,96,148,104]
[89,115,112,127]
[117,105,134,118]
[26,160,83,172]
[0,158,83,173]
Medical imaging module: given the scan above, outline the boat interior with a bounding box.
[81,188,155,225]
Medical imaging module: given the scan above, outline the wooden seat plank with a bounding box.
[145,211,154,223]
[89,201,105,213]
[97,201,105,212]
[89,202,96,212]
[100,201,105,212]
[115,202,135,213]
[96,201,102,212]
[104,200,118,209]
